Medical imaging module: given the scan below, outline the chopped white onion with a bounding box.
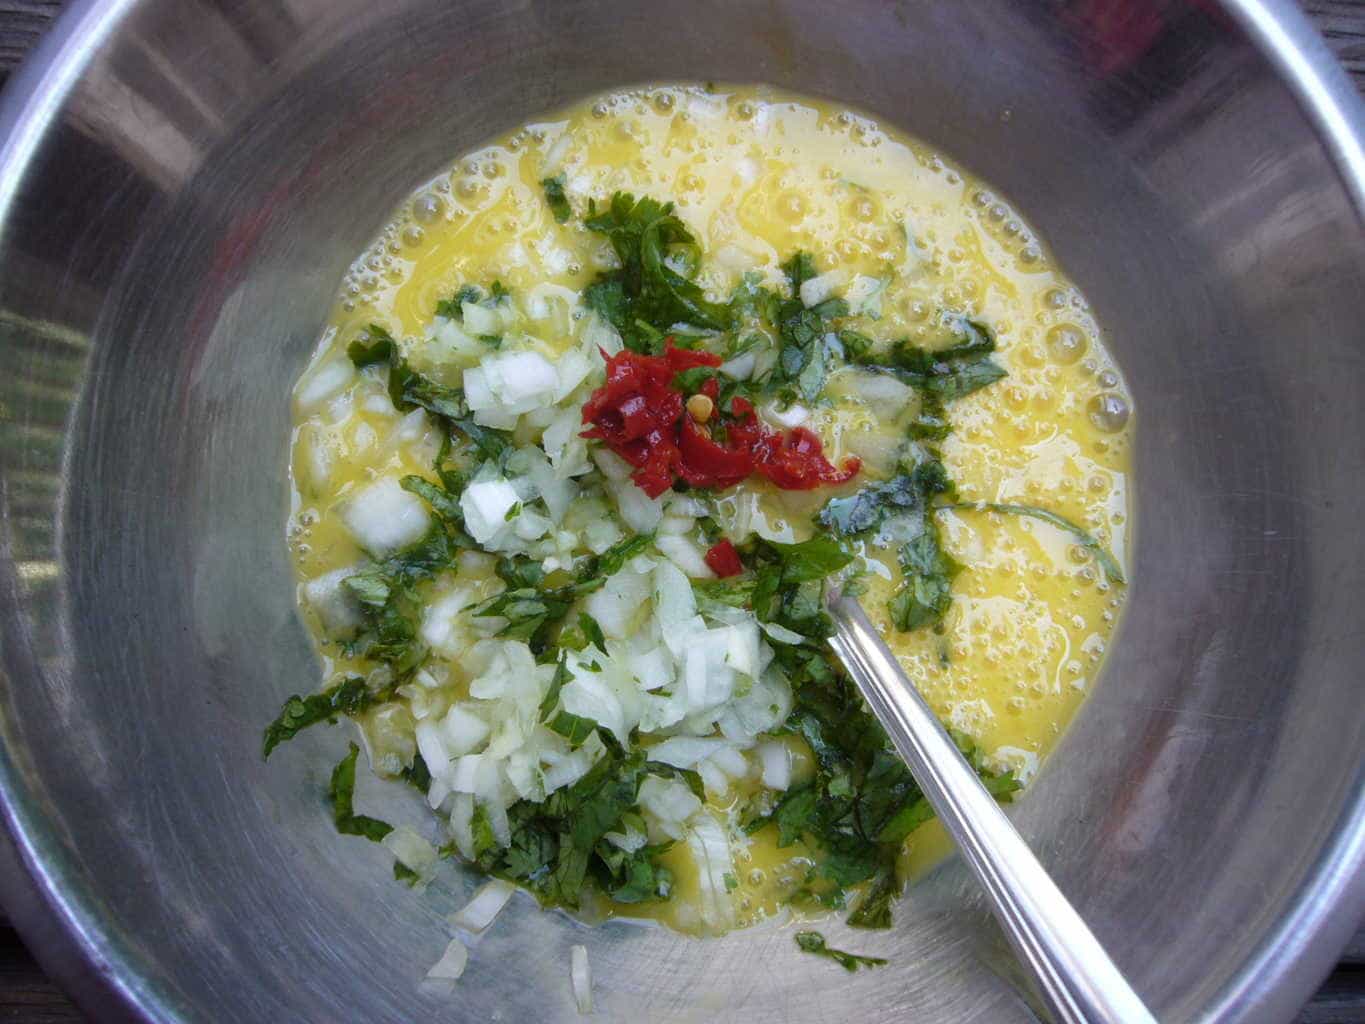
[422,937,468,996]
[302,566,362,637]
[555,348,593,402]
[799,268,845,308]
[461,300,502,336]
[463,350,559,423]
[441,704,490,756]
[762,402,810,429]
[637,776,702,839]
[718,349,758,380]
[449,879,515,934]
[647,736,732,769]
[628,645,673,692]
[759,620,807,646]
[655,534,715,579]
[707,745,749,780]
[758,740,792,790]
[581,312,623,357]
[571,945,592,1015]
[687,813,737,934]
[460,478,521,544]
[343,477,431,556]
[381,827,439,887]
[697,759,730,796]
[295,358,354,413]
[844,274,887,318]
[592,447,633,481]
[451,754,486,794]
[844,368,914,418]
[606,477,663,533]
[584,569,651,639]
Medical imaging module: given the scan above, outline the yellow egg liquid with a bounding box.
[288,84,1132,935]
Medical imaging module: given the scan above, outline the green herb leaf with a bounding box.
[541,174,572,223]
[435,284,483,319]
[583,192,730,342]
[578,532,653,581]
[597,839,675,903]
[887,521,961,633]
[400,753,432,795]
[347,324,397,367]
[672,365,716,395]
[400,475,464,534]
[262,677,385,758]
[858,317,1007,401]
[846,866,899,929]
[329,742,393,842]
[578,612,606,651]
[345,325,517,467]
[773,786,819,847]
[729,273,780,326]
[765,537,854,583]
[342,524,457,674]
[781,252,818,293]
[819,475,923,536]
[793,931,887,972]
[940,502,1126,584]
[549,711,599,745]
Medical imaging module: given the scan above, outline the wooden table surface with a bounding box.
[0,1,1361,1021]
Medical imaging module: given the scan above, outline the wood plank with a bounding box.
[0,926,84,1022]
[0,1,62,77]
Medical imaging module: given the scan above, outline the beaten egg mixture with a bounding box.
[283,84,1132,935]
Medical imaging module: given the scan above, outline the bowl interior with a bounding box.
[1,1,1363,1021]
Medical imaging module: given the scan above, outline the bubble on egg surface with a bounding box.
[1087,393,1130,433]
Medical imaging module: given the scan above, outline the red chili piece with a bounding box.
[704,539,745,578]
[581,343,859,497]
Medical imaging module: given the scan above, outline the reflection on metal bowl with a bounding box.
[0,1,1361,1021]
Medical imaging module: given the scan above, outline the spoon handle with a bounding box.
[826,595,1156,1024]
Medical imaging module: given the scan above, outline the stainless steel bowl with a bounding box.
[0,1,1362,1021]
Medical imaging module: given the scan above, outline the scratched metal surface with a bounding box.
[0,1,1361,1022]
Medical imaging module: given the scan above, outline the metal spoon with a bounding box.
[826,592,1157,1024]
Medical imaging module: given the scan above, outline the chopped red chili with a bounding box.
[704,539,744,578]
[581,343,859,498]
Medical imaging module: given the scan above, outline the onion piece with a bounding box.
[799,268,844,307]
[381,826,439,887]
[343,477,431,556]
[449,879,515,935]
[687,813,737,934]
[759,620,807,646]
[655,534,715,579]
[647,736,731,769]
[758,740,792,790]
[421,937,468,996]
[571,944,592,1015]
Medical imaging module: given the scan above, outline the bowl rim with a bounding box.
[0,1,1360,1021]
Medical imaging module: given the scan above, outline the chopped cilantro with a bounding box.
[346,324,513,459]
[578,612,606,651]
[541,174,572,223]
[858,317,1007,401]
[781,251,819,293]
[941,502,1125,584]
[887,519,961,633]
[793,931,887,972]
[549,711,599,745]
[583,192,730,352]
[262,677,390,758]
[342,524,457,675]
[329,743,394,842]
